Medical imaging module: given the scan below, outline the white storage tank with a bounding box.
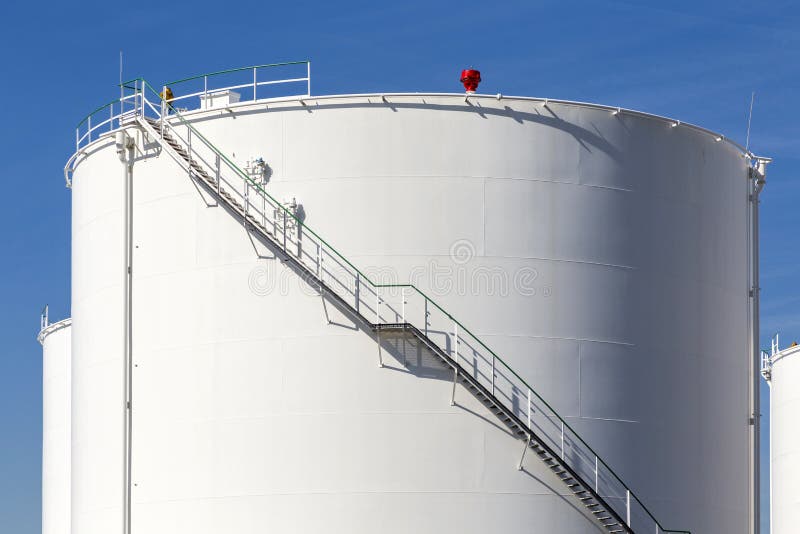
[38,316,72,534]
[62,66,766,534]
[763,336,800,534]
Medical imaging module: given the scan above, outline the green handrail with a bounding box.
[164,61,309,87]
[76,99,117,129]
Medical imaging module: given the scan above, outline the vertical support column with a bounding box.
[517,435,529,471]
[120,133,135,534]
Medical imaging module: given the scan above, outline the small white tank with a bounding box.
[38,317,72,534]
[763,335,800,534]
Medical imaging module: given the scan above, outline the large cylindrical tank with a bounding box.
[766,340,800,534]
[39,318,72,534]
[69,93,755,534]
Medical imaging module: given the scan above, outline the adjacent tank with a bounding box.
[66,81,761,534]
[763,337,800,534]
[38,318,72,534]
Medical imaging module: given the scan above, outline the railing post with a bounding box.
[401,288,405,324]
[454,320,458,364]
[424,297,428,337]
[450,320,459,406]
[307,61,311,96]
[282,209,287,251]
[161,85,167,126]
[491,355,495,396]
[203,76,208,108]
[76,128,79,151]
[253,67,257,100]
[376,292,380,324]
[215,154,221,196]
[527,389,531,428]
[355,273,360,314]
[594,455,599,492]
[560,421,565,459]
[87,116,91,143]
[110,105,113,132]
[626,489,630,526]
[244,178,249,218]
[316,242,321,279]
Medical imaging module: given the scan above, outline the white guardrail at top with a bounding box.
[73,61,310,153]
[66,64,692,534]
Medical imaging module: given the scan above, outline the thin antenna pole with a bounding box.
[119,50,123,113]
[746,91,755,154]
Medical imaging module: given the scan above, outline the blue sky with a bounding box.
[0,0,796,532]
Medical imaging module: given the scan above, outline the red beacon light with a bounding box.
[460,69,481,93]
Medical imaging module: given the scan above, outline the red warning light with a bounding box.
[460,69,481,93]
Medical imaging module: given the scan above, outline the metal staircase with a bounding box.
[107,78,688,534]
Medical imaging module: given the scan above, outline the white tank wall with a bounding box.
[71,138,126,533]
[769,344,800,534]
[40,319,72,534]
[70,94,753,534]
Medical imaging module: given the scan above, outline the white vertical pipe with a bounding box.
[121,133,135,534]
